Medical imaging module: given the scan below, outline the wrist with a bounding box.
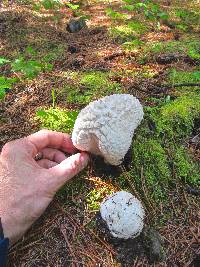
[0,217,10,267]
[0,209,23,246]
[0,214,15,246]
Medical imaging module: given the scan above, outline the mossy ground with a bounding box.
[130,93,200,202]
[1,0,199,266]
[34,72,200,210]
[65,71,122,104]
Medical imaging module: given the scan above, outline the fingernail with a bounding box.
[80,152,89,166]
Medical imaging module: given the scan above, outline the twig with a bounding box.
[128,83,200,95]
[9,239,44,255]
[140,166,157,216]
[9,214,60,253]
[60,224,76,259]
[120,166,141,201]
[78,249,102,262]
[168,83,200,88]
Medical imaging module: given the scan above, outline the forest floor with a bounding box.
[0,0,200,266]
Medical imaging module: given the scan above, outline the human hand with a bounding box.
[0,130,89,245]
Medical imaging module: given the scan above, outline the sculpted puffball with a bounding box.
[72,94,144,165]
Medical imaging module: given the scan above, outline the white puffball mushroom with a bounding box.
[100,191,145,239]
[72,94,144,165]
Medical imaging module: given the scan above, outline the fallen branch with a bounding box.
[165,83,200,88]
[151,83,200,92]
[129,83,200,95]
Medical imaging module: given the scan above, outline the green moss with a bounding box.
[109,20,148,43]
[115,66,159,82]
[109,25,133,43]
[86,186,115,211]
[169,69,200,85]
[175,9,200,31]
[57,175,89,204]
[23,43,66,63]
[128,21,148,34]
[122,38,144,51]
[66,71,122,105]
[145,41,184,54]
[80,71,119,91]
[156,94,200,139]
[134,138,171,185]
[35,107,79,133]
[66,85,95,105]
[106,8,128,21]
[42,44,66,62]
[131,136,170,201]
[143,38,200,59]
[128,92,200,203]
[172,146,199,185]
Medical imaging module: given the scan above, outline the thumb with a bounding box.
[48,152,89,191]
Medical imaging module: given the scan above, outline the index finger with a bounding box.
[27,129,77,155]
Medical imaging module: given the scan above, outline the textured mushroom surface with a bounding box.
[72,94,143,165]
[100,191,145,239]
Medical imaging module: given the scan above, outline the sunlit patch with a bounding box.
[96,48,123,58]
[143,32,174,42]
[85,176,118,211]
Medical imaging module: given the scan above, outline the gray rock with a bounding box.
[156,54,179,64]
[191,134,200,145]
[144,228,166,263]
[66,18,87,33]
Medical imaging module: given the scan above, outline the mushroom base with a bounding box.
[96,213,165,265]
[90,147,132,177]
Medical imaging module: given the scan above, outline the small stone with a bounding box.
[186,186,200,197]
[70,58,85,69]
[156,54,179,64]
[66,18,87,33]
[144,228,165,263]
[192,254,200,267]
[89,26,105,35]
[191,134,200,145]
[68,45,79,53]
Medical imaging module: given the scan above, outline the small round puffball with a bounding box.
[100,191,145,239]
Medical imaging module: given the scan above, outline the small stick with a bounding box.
[60,225,76,259]
[140,166,157,215]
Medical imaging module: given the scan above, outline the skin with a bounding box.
[0,129,89,245]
